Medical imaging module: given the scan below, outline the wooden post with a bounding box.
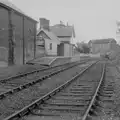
[34,23,36,59]
[8,10,15,66]
[23,17,25,64]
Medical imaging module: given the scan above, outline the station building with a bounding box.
[37,18,75,57]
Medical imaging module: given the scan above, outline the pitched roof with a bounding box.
[37,29,60,44]
[89,38,116,44]
[50,24,75,37]
[0,0,37,22]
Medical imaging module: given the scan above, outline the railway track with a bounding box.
[2,60,103,120]
[0,60,95,120]
[0,61,86,98]
[0,61,76,82]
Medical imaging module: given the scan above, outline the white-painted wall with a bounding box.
[69,44,74,56]
[64,44,69,56]
[45,39,58,55]
[70,34,75,44]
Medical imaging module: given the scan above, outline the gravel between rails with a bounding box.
[0,62,92,119]
[0,62,78,93]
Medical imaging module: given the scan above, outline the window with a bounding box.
[50,43,52,50]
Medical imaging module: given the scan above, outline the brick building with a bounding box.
[0,0,37,65]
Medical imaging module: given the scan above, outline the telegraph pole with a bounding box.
[8,10,15,66]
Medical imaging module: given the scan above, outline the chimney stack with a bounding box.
[40,18,50,31]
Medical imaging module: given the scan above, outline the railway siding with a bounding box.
[0,61,94,119]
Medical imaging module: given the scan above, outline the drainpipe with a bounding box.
[8,10,15,66]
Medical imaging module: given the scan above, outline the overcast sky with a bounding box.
[10,0,120,43]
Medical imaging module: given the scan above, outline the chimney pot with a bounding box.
[40,18,50,31]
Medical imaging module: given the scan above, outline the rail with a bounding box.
[0,61,83,99]
[4,61,98,120]
[82,62,106,120]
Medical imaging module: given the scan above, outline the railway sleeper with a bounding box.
[38,106,86,112]
[52,96,92,100]
[53,93,92,97]
[46,98,90,104]
[98,93,114,97]
[63,91,93,95]
[97,96,114,101]
[69,89,93,92]
[100,88,114,91]
[101,85,114,88]
[43,102,88,106]
[69,88,93,91]
[31,109,83,116]
[62,91,93,95]
[99,90,114,93]
[72,85,91,87]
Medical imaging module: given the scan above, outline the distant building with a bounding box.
[0,0,37,65]
[37,19,76,57]
[88,38,117,54]
[50,22,75,56]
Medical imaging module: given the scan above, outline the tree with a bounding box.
[75,42,90,54]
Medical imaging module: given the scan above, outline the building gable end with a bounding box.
[38,30,51,40]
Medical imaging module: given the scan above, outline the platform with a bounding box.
[0,56,71,80]
[27,56,71,66]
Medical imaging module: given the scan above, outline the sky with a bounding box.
[10,0,120,43]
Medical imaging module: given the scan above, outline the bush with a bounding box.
[75,42,90,54]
